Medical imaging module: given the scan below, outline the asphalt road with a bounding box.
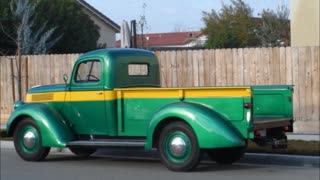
[1,149,319,180]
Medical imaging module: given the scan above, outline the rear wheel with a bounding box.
[13,118,50,161]
[159,122,201,172]
[69,147,96,157]
[207,147,245,164]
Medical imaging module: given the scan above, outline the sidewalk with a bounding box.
[286,133,320,141]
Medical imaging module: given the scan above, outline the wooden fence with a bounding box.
[0,47,319,133]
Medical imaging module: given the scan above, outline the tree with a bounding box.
[0,0,16,54]
[34,0,100,53]
[255,4,290,47]
[202,0,258,49]
[8,0,61,55]
[1,0,61,100]
[0,0,100,54]
[137,2,150,49]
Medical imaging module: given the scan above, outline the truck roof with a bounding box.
[78,48,155,62]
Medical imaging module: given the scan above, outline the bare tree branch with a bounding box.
[0,21,18,44]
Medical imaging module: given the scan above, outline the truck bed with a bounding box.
[115,87,252,138]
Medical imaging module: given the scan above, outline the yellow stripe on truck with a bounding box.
[25,87,252,102]
[115,87,251,98]
[25,91,117,102]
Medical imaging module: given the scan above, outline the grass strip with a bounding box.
[247,140,320,156]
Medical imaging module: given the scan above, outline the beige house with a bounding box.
[291,0,320,46]
[77,0,120,48]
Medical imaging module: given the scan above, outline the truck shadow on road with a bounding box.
[44,151,264,172]
[195,162,263,172]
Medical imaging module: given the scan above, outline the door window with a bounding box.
[75,60,101,83]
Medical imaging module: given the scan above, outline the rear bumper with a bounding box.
[253,118,293,131]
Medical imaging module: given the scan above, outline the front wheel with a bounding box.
[159,122,201,172]
[13,118,50,161]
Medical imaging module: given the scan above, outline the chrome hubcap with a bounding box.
[23,131,36,149]
[169,137,186,157]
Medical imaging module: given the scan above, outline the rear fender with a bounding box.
[145,102,245,150]
[7,103,74,148]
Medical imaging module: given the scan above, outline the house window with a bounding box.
[128,64,148,76]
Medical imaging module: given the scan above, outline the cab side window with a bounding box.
[75,60,101,83]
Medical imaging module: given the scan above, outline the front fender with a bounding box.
[145,102,245,150]
[7,103,74,148]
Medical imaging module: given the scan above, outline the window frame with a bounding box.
[73,59,102,85]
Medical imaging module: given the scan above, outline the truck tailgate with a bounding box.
[252,85,293,130]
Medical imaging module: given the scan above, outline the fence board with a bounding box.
[292,47,300,122]
[181,50,188,87]
[176,51,183,87]
[209,49,216,86]
[279,47,286,84]
[186,50,193,87]
[236,48,245,85]
[272,48,280,84]
[243,48,250,85]
[171,51,177,87]
[226,49,233,86]
[250,48,257,85]
[198,50,205,86]
[159,51,167,87]
[203,49,210,86]
[305,48,312,121]
[298,47,307,122]
[221,49,227,86]
[285,47,293,85]
[215,49,222,86]
[311,47,320,124]
[192,50,199,86]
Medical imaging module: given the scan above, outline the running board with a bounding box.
[67,139,146,148]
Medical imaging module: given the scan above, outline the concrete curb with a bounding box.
[286,133,320,141]
[240,153,320,168]
[1,140,319,168]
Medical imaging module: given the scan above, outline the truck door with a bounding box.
[69,58,107,135]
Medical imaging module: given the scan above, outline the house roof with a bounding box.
[116,31,202,47]
[77,0,120,32]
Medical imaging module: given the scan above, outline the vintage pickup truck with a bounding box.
[6,48,293,171]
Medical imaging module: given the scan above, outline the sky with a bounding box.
[84,0,289,34]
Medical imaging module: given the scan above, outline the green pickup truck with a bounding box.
[6,48,293,171]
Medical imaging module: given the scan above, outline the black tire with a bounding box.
[207,147,245,164]
[159,122,201,172]
[13,118,50,161]
[69,147,96,157]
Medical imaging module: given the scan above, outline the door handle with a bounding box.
[96,91,103,95]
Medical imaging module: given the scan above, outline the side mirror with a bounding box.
[63,74,68,84]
